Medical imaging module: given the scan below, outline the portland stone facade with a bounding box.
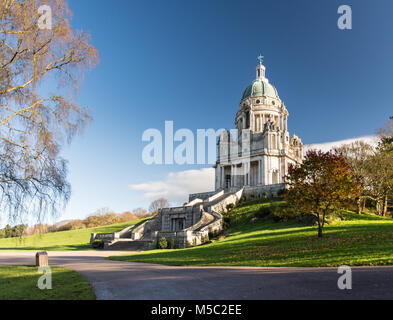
[214,57,303,193]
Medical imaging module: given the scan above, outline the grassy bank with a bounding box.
[109,200,393,267]
[0,266,95,300]
[0,220,145,251]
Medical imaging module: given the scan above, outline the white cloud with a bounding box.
[130,136,379,205]
[129,168,215,205]
[304,135,379,153]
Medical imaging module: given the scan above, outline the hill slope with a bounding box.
[109,200,393,267]
[0,220,144,251]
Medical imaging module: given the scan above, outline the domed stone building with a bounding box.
[214,57,303,195]
[92,57,305,250]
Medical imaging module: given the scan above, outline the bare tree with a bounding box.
[133,207,148,216]
[148,198,170,214]
[0,0,98,224]
[335,119,393,216]
[375,118,393,215]
[335,141,375,213]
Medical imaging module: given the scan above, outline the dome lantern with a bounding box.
[241,56,279,100]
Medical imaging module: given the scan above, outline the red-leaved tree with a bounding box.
[284,150,362,238]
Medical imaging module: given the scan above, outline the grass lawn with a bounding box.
[0,219,145,251]
[0,266,95,300]
[109,199,393,267]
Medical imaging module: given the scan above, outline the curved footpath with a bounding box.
[0,251,392,300]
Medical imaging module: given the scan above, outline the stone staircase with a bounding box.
[104,239,154,251]
[92,188,244,251]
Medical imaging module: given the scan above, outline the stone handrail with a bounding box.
[185,198,203,207]
[93,233,117,241]
[160,206,189,214]
[189,190,221,202]
[184,211,214,232]
[205,190,224,203]
[118,224,139,238]
[129,219,154,240]
[199,210,223,232]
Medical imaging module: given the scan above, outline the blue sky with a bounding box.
[56,0,393,222]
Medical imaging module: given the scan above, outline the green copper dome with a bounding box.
[242,79,279,100]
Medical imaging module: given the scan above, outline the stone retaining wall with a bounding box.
[200,211,223,236]
[185,211,214,232]
[208,188,244,213]
[189,190,219,202]
[160,205,203,232]
[158,230,209,248]
[241,183,285,199]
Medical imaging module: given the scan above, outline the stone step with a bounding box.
[106,239,154,251]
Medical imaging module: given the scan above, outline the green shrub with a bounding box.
[255,206,273,219]
[254,203,296,222]
[223,216,231,229]
[208,230,219,239]
[262,192,268,199]
[158,237,168,249]
[170,237,175,249]
[226,203,235,211]
[277,188,287,199]
[271,205,302,222]
[295,213,318,225]
[92,239,104,249]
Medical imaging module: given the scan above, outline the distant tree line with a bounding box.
[0,206,154,238]
[0,224,27,238]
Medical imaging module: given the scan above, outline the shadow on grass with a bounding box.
[109,216,393,267]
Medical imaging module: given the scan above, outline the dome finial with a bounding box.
[256,54,266,79]
[257,54,264,65]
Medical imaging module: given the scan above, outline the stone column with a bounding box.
[231,165,234,187]
[215,167,219,190]
[234,165,237,187]
[262,156,266,185]
[217,166,221,189]
[218,166,222,189]
[246,161,251,185]
[256,115,258,132]
[221,166,225,189]
[242,162,247,186]
[249,162,251,185]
